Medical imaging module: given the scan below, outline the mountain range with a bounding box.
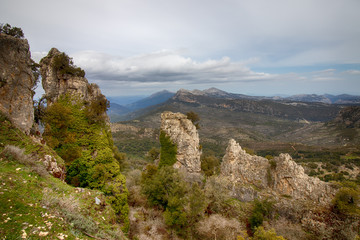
[108,88,360,122]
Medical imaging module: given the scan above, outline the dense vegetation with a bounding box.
[42,94,129,231]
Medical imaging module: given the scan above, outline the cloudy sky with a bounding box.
[1,0,360,97]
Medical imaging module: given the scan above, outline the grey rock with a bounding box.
[160,111,201,173]
[0,34,35,134]
[221,139,337,204]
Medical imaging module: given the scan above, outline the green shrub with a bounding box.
[0,23,24,38]
[186,111,200,129]
[159,131,177,167]
[52,52,85,77]
[252,226,285,240]
[141,165,186,208]
[249,199,274,232]
[332,183,360,216]
[42,94,129,230]
[201,154,220,176]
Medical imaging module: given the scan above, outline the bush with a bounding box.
[159,131,177,167]
[252,226,285,240]
[186,111,200,129]
[0,23,24,38]
[141,165,186,209]
[249,199,274,232]
[332,184,360,216]
[201,154,220,176]
[52,52,85,77]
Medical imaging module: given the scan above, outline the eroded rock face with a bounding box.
[221,139,336,203]
[0,34,35,134]
[40,48,105,105]
[273,153,336,203]
[221,139,270,189]
[160,111,201,173]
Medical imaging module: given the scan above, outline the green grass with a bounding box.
[0,156,126,239]
[0,113,64,167]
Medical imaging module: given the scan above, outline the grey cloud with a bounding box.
[72,51,273,84]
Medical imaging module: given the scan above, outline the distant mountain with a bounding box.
[177,88,272,100]
[125,90,175,111]
[107,90,175,122]
[115,88,360,151]
[107,95,146,105]
[107,102,130,122]
[286,94,360,104]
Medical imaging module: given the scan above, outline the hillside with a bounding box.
[112,89,360,182]
[0,113,127,239]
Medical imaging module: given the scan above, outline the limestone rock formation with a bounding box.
[160,111,201,173]
[40,48,106,106]
[221,139,336,203]
[221,139,270,189]
[0,34,35,134]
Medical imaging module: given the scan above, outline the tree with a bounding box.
[201,154,220,176]
[0,23,24,38]
[159,131,177,167]
[186,111,200,129]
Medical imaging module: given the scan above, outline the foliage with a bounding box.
[146,147,160,162]
[252,226,285,240]
[188,183,207,224]
[332,182,360,216]
[159,130,177,167]
[249,199,274,232]
[141,165,186,209]
[52,52,85,77]
[186,111,200,129]
[163,196,188,232]
[42,94,129,230]
[84,95,109,123]
[33,97,47,124]
[0,23,24,38]
[204,176,234,215]
[201,154,220,176]
[30,59,40,93]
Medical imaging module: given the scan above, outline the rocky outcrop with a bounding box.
[160,111,201,173]
[42,154,65,179]
[40,48,106,106]
[0,34,35,134]
[221,139,336,204]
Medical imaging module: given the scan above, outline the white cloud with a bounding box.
[343,70,360,75]
[72,50,273,84]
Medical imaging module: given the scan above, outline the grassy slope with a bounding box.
[0,113,127,240]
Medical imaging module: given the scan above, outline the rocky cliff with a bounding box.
[0,34,35,134]
[40,48,106,107]
[221,139,336,203]
[160,111,201,173]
